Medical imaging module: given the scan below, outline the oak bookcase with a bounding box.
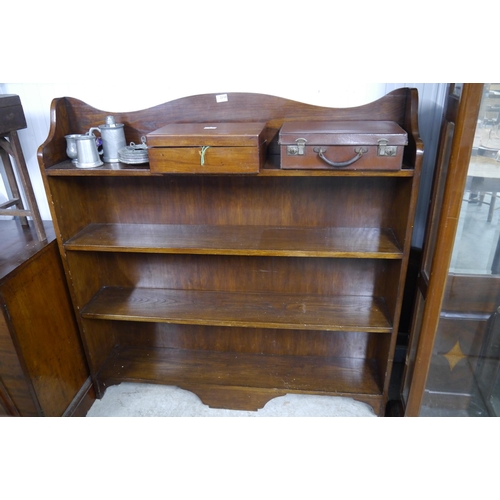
[38,90,423,416]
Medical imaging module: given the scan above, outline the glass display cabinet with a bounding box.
[403,83,500,416]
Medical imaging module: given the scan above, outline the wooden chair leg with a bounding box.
[0,142,28,225]
[0,132,46,241]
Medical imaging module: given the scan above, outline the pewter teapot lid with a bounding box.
[99,115,124,129]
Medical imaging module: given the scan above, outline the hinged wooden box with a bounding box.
[279,120,408,170]
[147,122,267,174]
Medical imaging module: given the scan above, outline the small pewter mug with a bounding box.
[89,115,126,162]
[65,134,86,163]
[75,134,103,168]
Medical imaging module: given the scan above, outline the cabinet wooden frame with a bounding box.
[38,90,423,416]
[403,84,485,415]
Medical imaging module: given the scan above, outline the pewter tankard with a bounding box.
[89,115,126,162]
[75,134,103,168]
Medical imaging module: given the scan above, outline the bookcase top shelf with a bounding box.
[44,159,416,177]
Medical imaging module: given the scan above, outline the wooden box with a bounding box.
[0,95,26,136]
[147,122,267,174]
[279,120,407,170]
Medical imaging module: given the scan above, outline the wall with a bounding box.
[0,82,446,248]
[2,0,492,252]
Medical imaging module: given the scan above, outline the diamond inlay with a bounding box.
[443,341,466,371]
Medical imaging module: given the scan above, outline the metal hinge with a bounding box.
[286,138,307,156]
[377,139,398,157]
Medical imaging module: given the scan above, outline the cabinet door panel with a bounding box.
[0,307,39,416]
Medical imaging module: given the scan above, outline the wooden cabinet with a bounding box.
[37,90,423,416]
[0,221,94,416]
[402,84,500,416]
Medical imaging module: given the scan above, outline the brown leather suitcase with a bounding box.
[279,120,407,171]
[147,122,267,174]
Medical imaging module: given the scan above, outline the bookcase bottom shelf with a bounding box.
[95,346,383,413]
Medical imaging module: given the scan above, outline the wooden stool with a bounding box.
[0,95,46,242]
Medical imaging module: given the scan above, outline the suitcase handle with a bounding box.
[314,146,367,168]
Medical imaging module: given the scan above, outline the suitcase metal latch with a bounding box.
[287,138,307,156]
[377,139,397,157]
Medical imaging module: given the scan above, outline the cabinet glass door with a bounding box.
[405,84,500,416]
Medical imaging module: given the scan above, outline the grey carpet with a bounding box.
[86,383,377,417]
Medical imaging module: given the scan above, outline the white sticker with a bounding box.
[216,94,228,103]
[204,126,217,129]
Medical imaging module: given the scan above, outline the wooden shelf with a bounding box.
[81,286,392,332]
[45,160,152,176]
[64,223,403,259]
[45,159,415,177]
[98,346,383,396]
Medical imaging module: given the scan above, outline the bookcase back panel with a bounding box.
[50,176,409,232]
[102,321,382,358]
[67,252,395,298]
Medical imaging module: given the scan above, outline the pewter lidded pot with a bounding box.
[89,115,126,162]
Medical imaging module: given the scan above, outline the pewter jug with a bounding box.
[75,134,103,168]
[89,115,126,162]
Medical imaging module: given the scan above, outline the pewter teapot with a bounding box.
[89,115,126,162]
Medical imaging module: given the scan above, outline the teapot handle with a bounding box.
[88,126,100,137]
[87,127,103,155]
